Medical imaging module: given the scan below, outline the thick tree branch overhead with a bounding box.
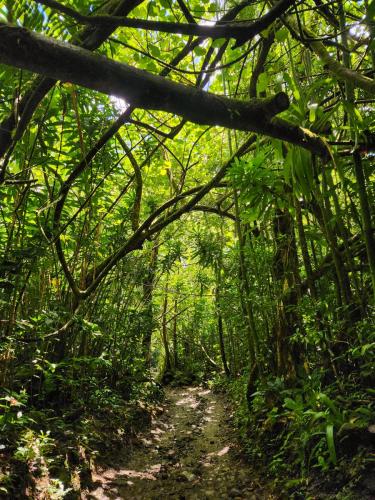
[0,0,251,164]
[0,23,327,157]
[0,0,143,168]
[36,0,295,45]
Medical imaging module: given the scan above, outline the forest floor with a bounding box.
[86,386,275,499]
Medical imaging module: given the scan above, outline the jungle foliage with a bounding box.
[0,0,374,497]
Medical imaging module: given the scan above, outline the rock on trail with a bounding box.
[87,387,274,499]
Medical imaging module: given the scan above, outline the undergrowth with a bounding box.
[212,317,375,499]
[0,356,163,498]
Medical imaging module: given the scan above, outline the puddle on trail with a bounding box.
[87,387,274,499]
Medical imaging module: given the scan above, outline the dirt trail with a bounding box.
[88,387,274,499]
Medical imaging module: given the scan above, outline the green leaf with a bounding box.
[293,88,301,101]
[194,46,206,57]
[149,45,161,58]
[212,38,226,48]
[368,0,375,19]
[283,397,299,410]
[318,393,341,419]
[275,28,288,43]
[326,424,337,465]
[308,102,318,123]
[257,73,269,93]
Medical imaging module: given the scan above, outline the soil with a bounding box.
[87,386,275,499]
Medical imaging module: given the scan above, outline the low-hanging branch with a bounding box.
[0,0,250,167]
[35,0,295,45]
[0,0,143,173]
[189,205,237,221]
[0,23,328,157]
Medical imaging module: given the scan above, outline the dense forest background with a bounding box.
[0,0,374,497]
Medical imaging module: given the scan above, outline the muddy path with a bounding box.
[88,387,275,499]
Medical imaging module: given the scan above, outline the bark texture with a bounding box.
[0,23,328,157]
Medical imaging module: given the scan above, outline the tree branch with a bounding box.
[282,13,375,94]
[249,32,275,98]
[35,0,295,45]
[190,204,237,220]
[0,0,144,173]
[116,133,142,231]
[175,0,196,24]
[0,23,328,157]
[82,138,255,298]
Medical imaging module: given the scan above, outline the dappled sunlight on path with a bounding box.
[87,387,274,499]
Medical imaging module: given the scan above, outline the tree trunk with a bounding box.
[141,238,159,368]
[272,207,301,380]
[215,284,230,377]
[172,297,179,369]
[353,150,375,302]
[161,276,172,376]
